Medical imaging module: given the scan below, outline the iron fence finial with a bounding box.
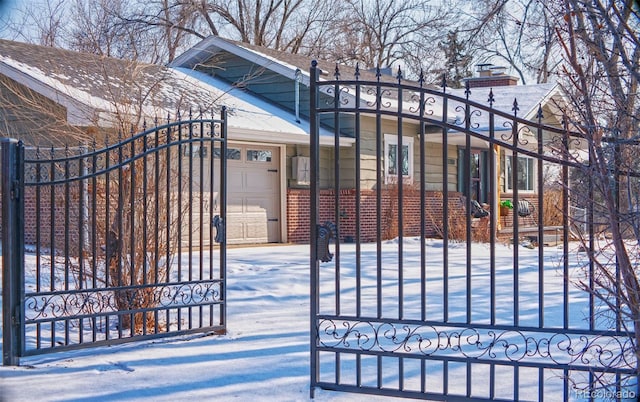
[355,63,360,80]
[488,89,495,107]
[334,63,340,80]
[396,65,402,83]
[465,80,471,98]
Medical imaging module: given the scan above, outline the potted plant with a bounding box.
[499,199,513,216]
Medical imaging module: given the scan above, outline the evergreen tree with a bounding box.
[438,29,472,88]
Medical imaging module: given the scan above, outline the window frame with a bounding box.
[504,153,536,193]
[384,133,414,184]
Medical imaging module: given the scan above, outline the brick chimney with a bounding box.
[465,64,519,88]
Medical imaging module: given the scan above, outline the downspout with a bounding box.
[295,68,301,123]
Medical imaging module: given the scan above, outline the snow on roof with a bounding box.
[0,39,344,145]
[173,67,340,144]
[448,82,560,131]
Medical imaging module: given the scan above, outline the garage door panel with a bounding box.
[225,222,246,244]
[245,171,278,192]
[225,144,280,244]
[227,195,245,213]
[228,171,245,192]
[244,196,276,214]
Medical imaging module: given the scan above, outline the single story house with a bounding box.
[1,37,573,246]
[171,36,572,242]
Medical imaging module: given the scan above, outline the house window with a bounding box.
[384,134,413,184]
[183,144,208,158]
[247,149,272,162]
[212,148,241,160]
[505,154,535,192]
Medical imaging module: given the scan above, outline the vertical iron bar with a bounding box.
[129,137,136,337]
[35,152,42,293]
[142,134,148,288]
[188,117,194,330]
[35,151,42,348]
[537,108,545,329]
[49,148,56,346]
[333,70,341,318]
[442,92,449,323]
[117,134,124,337]
[309,61,320,399]
[220,107,228,331]
[78,148,85,345]
[419,78,426,324]
[91,144,98,340]
[165,115,171,330]
[208,114,215,327]
[49,149,55,293]
[198,116,205,327]
[2,138,24,366]
[64,148,70,294]
[154,125,161,333]
[177,117,183,286]
[375,69,383,385]
[489,363,495,399]
[104,142,111,340]
[189,117,194,284]
[78,150,85,290]
[142,133,149,335]
[588,140,595,331]
[396,74,404,321]
[354,68,363,389]
[514,366,519,401]
[199,116,205,282]
[464,92,472,325]
[418,77,426,392]
[488,102,496,326]
[512,112,519,327]
[563,128,570,330]
[613,133,621,332]
[177,116,184,331]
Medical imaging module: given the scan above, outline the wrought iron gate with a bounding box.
[309,62,637,400]
[2,110,227,365]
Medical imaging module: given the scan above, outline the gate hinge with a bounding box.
[12,304,21,326]
[316,221,336,263]
[10,180,20,200]
[212,215,225,244]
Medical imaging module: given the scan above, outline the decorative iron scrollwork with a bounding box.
[212,215,225,244]
[316,221,337,263]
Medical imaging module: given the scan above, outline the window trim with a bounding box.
[504,153,536,193]
[384,133,414,184]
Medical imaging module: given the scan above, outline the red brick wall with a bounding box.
[287,188,464,244]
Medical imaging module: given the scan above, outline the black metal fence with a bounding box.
[309,62,638,400]
[2,110,228,365]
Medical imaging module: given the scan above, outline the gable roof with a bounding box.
[171,35,442,136]
[171,35,401,86]
[0,39,342,146]
[449,82,565,129]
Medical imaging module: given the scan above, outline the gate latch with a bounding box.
[316,221,337,263]
[212,215,225,244]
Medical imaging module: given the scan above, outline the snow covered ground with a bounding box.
[0,239,636,401]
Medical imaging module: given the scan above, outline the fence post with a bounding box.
[2,138,24,366]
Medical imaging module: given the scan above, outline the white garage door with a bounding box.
[224,144,281,244]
